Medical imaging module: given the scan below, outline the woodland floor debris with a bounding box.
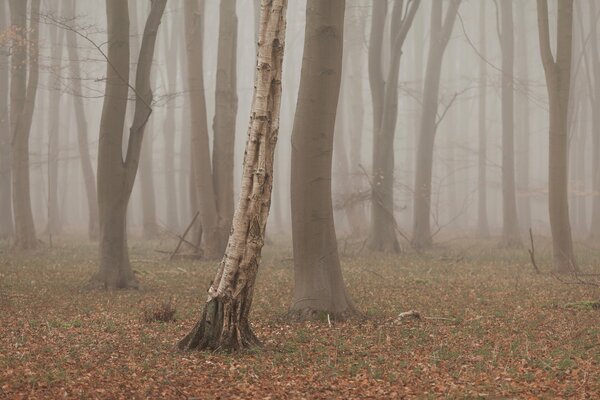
[1,239,600,398]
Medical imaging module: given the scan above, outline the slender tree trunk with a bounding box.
[477,0,490,238]
[185,0,221,259]
[94,0,166,289]
[163,13,180,230]
[515,1,531,231]
[9,0,40,250]
[46,15,64,236]
[588,0,600,239]
[178,0,287,352]
[537,0,577,273]
[498,0,521,247]
[65,0,99,240]
[212,0,238,253]
[412,0,461,249]
[290,0,355,319]
[139,120,158,238]
[0,1,13,240]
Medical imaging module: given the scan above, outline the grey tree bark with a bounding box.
[289,0,355,319]
[65,0,99,241]
[537,0,577,273]
[411,0,461,249]
[9,0,40,250]
[94,0,166,289]
[212,0,238,253]
[587,0,600,239]
[498,0,521,247]
[46,13,64,236]
[477,0,490,238]
[0,2,13,240]
[368,0,420,253]
[178,0,287,351]
[184,0,221,259]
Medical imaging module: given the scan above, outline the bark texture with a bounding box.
[537,0,577,273]
[9,0,40,250]
[212,0,239,253]
[367,0,420,253]
[0,2,13,240]
[94,0,166,289]
[498,0,521,247]
[178,0,287,352]
[65,0,99,240]
[411,0,461,249]
[289,0,355,319]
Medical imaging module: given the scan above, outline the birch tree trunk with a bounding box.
[178,0,287,352]
[412,0,461,249]
[94,0,166,289]
[10,0,40,250]
[0,1,13,240]
[65,0,99,241]
[185,0,221,259]
[477,0,490,238]
[498,0,521,247]
[212,0,238,253]
[536,0,577,273]
[289,0,355,319]
[368,0,420,253]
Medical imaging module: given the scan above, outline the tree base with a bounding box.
[86,271,139,290]
[285,306,359,323]
[178,298,261,352]
[498,237,522,249]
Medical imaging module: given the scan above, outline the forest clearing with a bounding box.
[1,238,599,398]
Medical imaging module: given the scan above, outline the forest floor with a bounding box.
[1,236,599,399]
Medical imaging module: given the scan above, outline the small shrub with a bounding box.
[142,300,176,323]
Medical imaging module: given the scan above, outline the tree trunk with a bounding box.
[498,0,521,247]
[162,13,180,230]
[289,0,355,319]
[537,0,577,273]
[367,0,420,253]
[46,14,64,236]
[9,0,40,250]
[588,0,600,239]
[212,0,238,254]
[65,0,99,241]
[178,0,287,352]
[477,0,490,238]
[0,1,13,240]
[139,121,158,239]
[412,0,461,249]
[94,0,166,289]
[185,0,221,259]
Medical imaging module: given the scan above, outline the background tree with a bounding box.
[0,1,13,240]
[477,0,490,238]
[289,0,355,319]
[368,0,420,253]
[412,0,461,249]
[179,0,288,352]
[498,0,521,247]
[93,0,166,289]
[537,0,577,273]
[9,0,41,250]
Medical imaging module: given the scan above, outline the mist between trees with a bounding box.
[0,0,598,353]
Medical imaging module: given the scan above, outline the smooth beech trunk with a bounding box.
[9,0,40,250]
[498,0,521,247]
[46,15,64,236]
[367,0,420,253]
[184,0,221,259]
[477,0,490,238]
[412,0,461,249]
[0,2,13,240]
[588,0,600,239]
[178,0,287,352]
[212,0,238,253]
[289,0,355,319]
[65,0,99,240]
[537,0,577,273]
[94,0,166,289]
